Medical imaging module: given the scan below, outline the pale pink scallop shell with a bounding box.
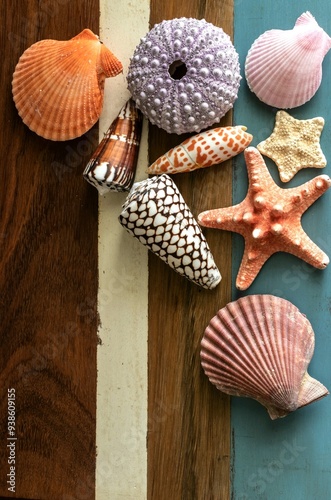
[245,12,331,109]
[12,29,123,141]
[201,295,328,419]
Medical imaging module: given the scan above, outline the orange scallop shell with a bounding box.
[12,29,123,141]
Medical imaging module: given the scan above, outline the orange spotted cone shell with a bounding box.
[147,126,253,174]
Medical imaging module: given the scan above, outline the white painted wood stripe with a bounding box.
[97,2,150,499]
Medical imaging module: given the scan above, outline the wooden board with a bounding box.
[148,1,233,499]
[232,2,331,499]
[0,2,99,498]
[4,2,331,499]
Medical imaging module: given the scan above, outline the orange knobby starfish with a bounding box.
[198,147,331,290]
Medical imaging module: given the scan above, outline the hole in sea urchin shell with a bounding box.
[168,60,187,80]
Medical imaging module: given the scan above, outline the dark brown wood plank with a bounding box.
[148,2,233,499]
[0,2,99,498]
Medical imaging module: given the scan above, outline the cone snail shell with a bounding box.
[147,126,253,175]
[118,174,221,289]
[83,99,143,194]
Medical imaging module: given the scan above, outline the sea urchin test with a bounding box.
[127,18,241,134]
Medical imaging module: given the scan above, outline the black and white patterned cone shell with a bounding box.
[118,174,221,289]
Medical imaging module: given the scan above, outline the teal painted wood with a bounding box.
[232,2,331,499]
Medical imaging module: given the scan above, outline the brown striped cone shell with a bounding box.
[201,295,328,419]
[147,126,253,175]
[12,29,123,141]
[83,99,143,194]
[118,174,221,289]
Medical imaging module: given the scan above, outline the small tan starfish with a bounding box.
[257,110,326,182]
[198,147,331,290]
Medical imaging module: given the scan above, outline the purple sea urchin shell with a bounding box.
[127,18,241,135]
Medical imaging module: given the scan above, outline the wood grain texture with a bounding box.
[148,2,233,499]
[0,2,99,498]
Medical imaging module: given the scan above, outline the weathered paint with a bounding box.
[233,2,331,499]
[96,1,149,499]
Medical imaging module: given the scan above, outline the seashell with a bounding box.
[83,99,143,194]
[118,174,221,289]
[245,12,331,109]
[12,29,123,141]
[127,17,241,134]
[147,126,252,175]
[201,294,329,419]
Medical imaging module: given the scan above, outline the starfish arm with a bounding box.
[284,228,329,269]
[198,203,247,235]
[244,147,275,188]
[288,175,331,214]
[236,244,273,290]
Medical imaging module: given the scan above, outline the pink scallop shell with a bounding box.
[245,12,331,109]
[12,29,123,141]
[201,295,328,419]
